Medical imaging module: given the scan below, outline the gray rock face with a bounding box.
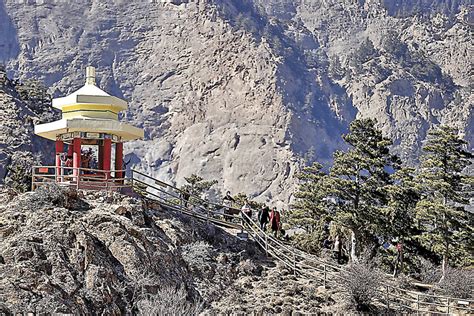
[0,66,55,182]
[0,0,471,204]
[0,186,322,314]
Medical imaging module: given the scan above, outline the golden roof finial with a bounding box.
[85,66,96,85]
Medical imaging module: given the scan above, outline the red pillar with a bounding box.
[98,143,104,170]
[103,138,112,179]
[55,139,64,181]
[115,142,123,183]
[72,137,81,180]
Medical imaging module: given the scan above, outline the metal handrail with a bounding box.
[131,171,242,221]
[32,165,128,191]
[130,169,473,314]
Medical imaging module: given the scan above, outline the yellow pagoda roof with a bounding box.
[52,84,127,111]
[34,66,144,141]
[52,66,127,120]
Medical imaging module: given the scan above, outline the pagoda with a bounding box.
[33,66,143,190]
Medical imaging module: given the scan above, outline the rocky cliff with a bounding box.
[0,0,471,204]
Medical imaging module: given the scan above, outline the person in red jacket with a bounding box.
[269,208,280,237]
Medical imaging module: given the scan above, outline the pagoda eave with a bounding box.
[52,94,127,111]
[34,118,144,141]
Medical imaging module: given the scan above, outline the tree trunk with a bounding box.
[440,243,449,282]
[350,230,358,262]
[400,244,404,273]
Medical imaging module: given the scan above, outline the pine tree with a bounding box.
[415,126,473,279]
[288,162,331,253]
[289,162,330,230]
[231,192,263,210]
[327,118,400,261]
[181,174,217,198]
[384,167,420,275]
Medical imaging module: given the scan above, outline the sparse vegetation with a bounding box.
[4,152,38,193]
[135,286,204,316]
[340,261,383,311]
[438,267,474,299]
[232,192,263,210]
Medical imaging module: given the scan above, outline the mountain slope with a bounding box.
[1,0,471,204]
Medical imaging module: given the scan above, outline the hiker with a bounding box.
[223,190,235,210]
[87,148,97,170]
[269,208,280,237]
[59,152,67,180]
[181,188,190,208]
[322,238,332,249]
[65,154,73,176]
[333,235,342,264]
[241,201,252,225]
[258,206,270,231]
[200,191,209,211]
[393,241,404,277]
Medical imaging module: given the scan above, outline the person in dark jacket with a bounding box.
[258,206,270,231]
[181,188,190,208]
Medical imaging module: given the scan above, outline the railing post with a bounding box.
[265,233,268,256]
[386,285,390,311]
[416,294,420,315]
[293,249,296,276]
[31,167,35,191]
[323,264,327,288]
[76,168,80,190]
[447,298,450,315]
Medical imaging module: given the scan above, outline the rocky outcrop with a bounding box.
[0,186,328,314]
[0,0,471,204]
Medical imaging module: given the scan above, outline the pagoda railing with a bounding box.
[32,166,128,191]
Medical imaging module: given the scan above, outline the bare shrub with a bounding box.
[340,261,383,311]
[396,273,413,290]
[438,268,474,299]
[181,241,213,269]
[414,258,442,284]
[20,184,87,210]
[135,285,203,316]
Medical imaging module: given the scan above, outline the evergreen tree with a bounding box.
[288,162,331,253]
[384,167,420,275]
[181,174,218,198]
[232,192,263,210]
[382,30,408,60]
[327,118,400,261]
[415,126,473,279]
